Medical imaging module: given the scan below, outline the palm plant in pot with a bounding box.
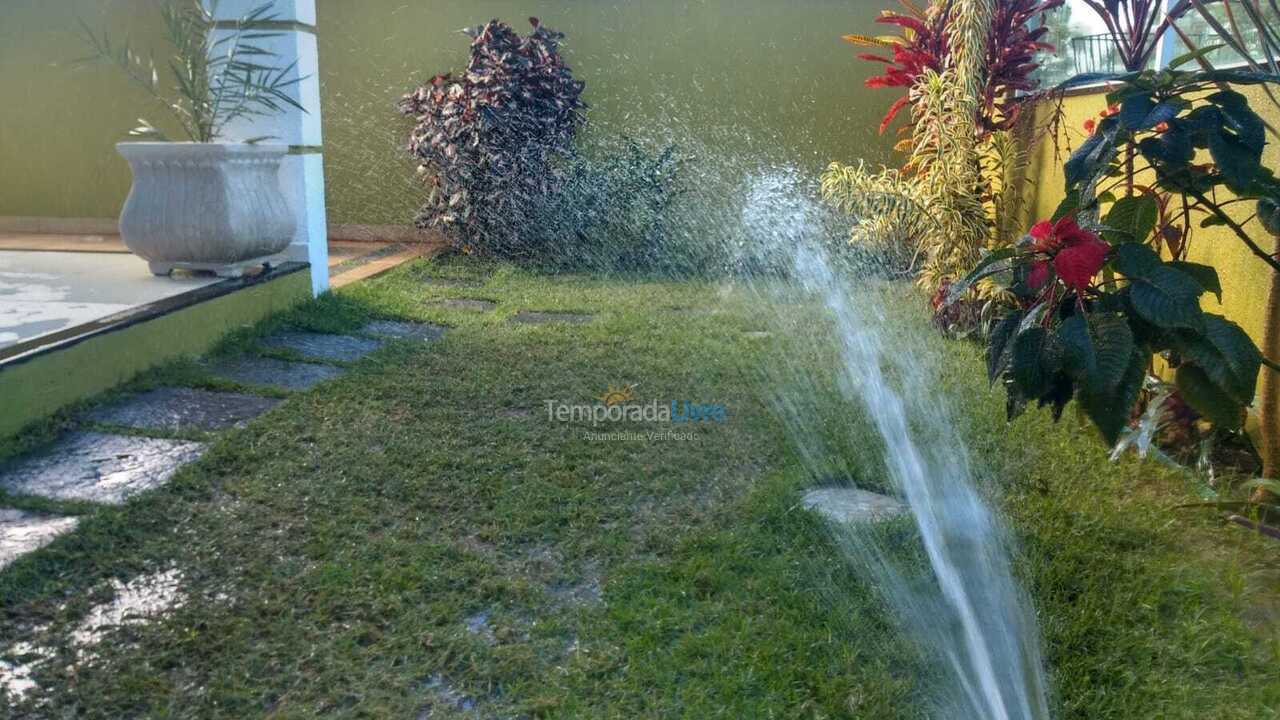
[79,0,304,278]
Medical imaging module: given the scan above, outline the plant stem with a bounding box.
[1227,513,1280,539]
[1255,233,1280,504]
[1185,185,1280,273]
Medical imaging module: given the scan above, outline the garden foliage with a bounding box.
[78,0,305,143]
[824,0,1053,310]
[399,18,586,259]
[515,139,690,273]
[400,18,691,273]
[954,62,1280,443]
[845,0,1062,134]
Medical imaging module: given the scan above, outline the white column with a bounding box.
[207,0,328,295]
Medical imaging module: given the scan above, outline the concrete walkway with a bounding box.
[0,320,445,571]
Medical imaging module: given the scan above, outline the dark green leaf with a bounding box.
[1078,346,1145,444]
[1102,194,1158,243]
[1052,189,1081,221]
[1203,314,1263,401]
[1216,98,1266,151]
[1168,44,1226,69]
[1064,118,1121,190]
[1185,104,1224,133]
[1167,261,1222,302]
[1176,364,1244,428]
[1089,313,1136,393]
[1038,375,1076,422]
[1198,68,1280,85]
[1206,89,1249,108]
[987,311,1024,384]
[1141,100,1182,129]
[1259,196,1280,235]
[1209,129,1263,191]
[1128,274,1205,331]
[1056,71,1139,91]
[946,247,1020,305]
[1011,327,1060,398]
[1058,313,1097,381]
[1113,244,1205,331]
[1111,242,1162,276]
[1119,93,1156,130]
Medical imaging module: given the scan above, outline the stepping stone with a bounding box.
[437,299,496,312]
[260,330,383,362]
[204,356,346,392]
[0,509,79,570]
[801,487,906,524]
[743,331,772,339]
[361,320,446,342]
[420,276,479,288]
[87,387,279,432]
[0,432,205,504]
[511,310,593,325]
[463,611,496,646]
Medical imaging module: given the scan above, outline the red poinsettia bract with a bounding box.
[1028,215,1110,291]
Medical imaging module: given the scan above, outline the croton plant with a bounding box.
[847,0,1063,133]
[951,57,1280,444]
[399,18,586,258]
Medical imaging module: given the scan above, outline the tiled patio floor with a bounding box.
[0,234,435,353]
[0,250,218,349]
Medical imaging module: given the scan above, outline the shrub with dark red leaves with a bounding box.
[398,17,586,258]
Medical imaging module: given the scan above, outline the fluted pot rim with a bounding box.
[116,141,289,158]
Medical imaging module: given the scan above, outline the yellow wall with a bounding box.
[1027,87,1276,364]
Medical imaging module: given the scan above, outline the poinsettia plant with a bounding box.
[949,59,1280,444]
[951,212,1260,444]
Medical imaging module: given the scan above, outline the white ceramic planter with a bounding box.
[116,142,296,278]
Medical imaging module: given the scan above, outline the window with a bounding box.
[1034,0,1268,87]
[1164,0,1280,67]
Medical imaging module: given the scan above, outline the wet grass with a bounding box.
[0,257,1277,718]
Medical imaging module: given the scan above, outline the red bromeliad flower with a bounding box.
[1027,215,1110,291]
[851,9,947,134]
[847,0,1063,134]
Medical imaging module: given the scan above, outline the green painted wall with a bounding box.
[0,0,176,219]
[0,0,893,225]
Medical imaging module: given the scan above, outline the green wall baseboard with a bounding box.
[0,266,311,439]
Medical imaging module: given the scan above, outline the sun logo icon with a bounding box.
[598,384,636,407]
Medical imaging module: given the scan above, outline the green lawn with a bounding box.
[1,258,1277,718]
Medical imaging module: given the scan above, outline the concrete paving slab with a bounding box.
[437,299,496,312]
[0,509,79,570]
[0,432,205,504]
[86,387,279,432]
[205,356,345,392]
[361,320,446,342]
[511,310,593,324]
[260,330,384,362]
[801,487,906,524]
